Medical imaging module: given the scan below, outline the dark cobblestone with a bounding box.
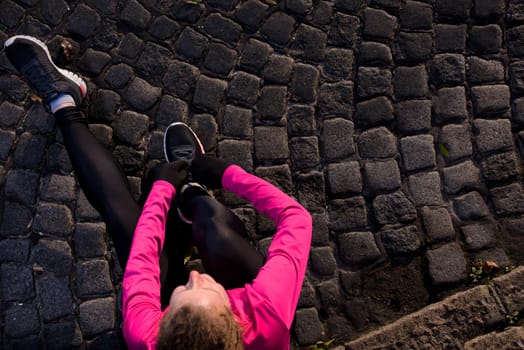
[41,0,69,25]
[175,27,208,60]
[508,25,524,58]
[372,191,417,226]
[363,159,402,193]
[4,303,40,338]
[323,48,354,80]
[90,89,120,121]
[136,42,171,80]
[510,61,524,95]
[435,24,467,53]
[318,81,353,117]
[311,210,330,246]
[288,104,316,136]
[394,65,428,99]
[408,172,444,207]
[474,0,505,18]
[473,119,513,154]
[431,54,466,87]
[37,275,73,321]
[291,24,327,61]
[254,126,289,161]
[339,231,381,265]
[162,60,199,99]
[77,259,113,298]
[358,42,392,66]
[355,96,393,127]
[116,33,144,59]
[340,269,362,297]
[204,13,241,44]
[125,77,161,112]
[13,132,46,168]
[421,207,455,243]
[462,223,497,251]
[468,57,505,85]
[31,239,73,276]
[490,183,524,215]
[433,87,468,124]
[328,13,359,48]
[363,8,397,42]
[193,75,227,113]
[1,263,34,301]
[317,279,341,309]
[453,191,490,221]
[329,197,368,231]
[189,114,218,152]
[481,151,518,183]
[291,63,320,103]
[5,169,39,206]
[396,100,431,135]
[0,202,32,236]
[34,203,74,237]
[258,86,287,122]
[113,111,149,146]
[218,140,253,172]
[469,25,503,54]
[261,12,295,46]
[41,174,76,203]
[358,127,397,159]
[222,105,252,138]
[75,223,106,259]
[0,129,15,159]
[67,4,100,38]
[357,67,392,99]
[156,95,188,126]
[472,248,511,268]
[312,1,334,25]
[290,136,320,170]
[327,161,362,195]
[442,160,481,194]
[239,39,271,74]
[396,32,433,63]
[0,0,25,29]
[295,171,326,210]
[149,15,179,40]
[79,297,115,337]
[228,71,260,106]
[381,225,422,256]
[0,101,24,128]
[262,54,294,84]
[294,308,323,346]
[439,124,473,162]
[235,0,268,31]
[321,118,355,161]
[103,64,133,90]
[119,0,151,30]
[427,243,467,287]
[400,1,433,30]
[79,48,111,75]
[470,85,510,117]
[309,246,337,276]
[0,239,30,262]
[43,321,82,350]
[400,135,436,172]
[435,0,471,21]
[512,96,524,124]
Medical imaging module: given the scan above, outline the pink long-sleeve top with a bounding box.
[122,165,312,349]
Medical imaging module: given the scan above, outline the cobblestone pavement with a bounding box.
[0,0,524,349]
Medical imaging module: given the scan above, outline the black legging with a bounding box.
[55,107,264,304]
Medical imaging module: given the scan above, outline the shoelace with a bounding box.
[171,147,194,161]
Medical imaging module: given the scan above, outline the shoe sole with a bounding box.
[4,35,88,99]
[163,122,205,163]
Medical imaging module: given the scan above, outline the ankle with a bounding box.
[50,93,76,113]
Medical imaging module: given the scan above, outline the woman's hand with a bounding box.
[152,160,189,192]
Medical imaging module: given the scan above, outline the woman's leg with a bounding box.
[186,190,265,289]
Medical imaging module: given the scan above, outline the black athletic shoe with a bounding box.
[177,182,209,224]
[4,35,87,110]
[163,122,205,164]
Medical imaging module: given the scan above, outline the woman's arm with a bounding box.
[122,180,175,348]
[223,165,313,328]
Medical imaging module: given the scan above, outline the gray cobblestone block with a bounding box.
[43,321,82,350]
[34,202,74,237]
[0,202,32,236]
[465,327,524,350]
[510,61,524,94]
[75,223,106,259]
[481,151,518,182]
[340,269,362,297]
[254,126,289,161]
[78,48,111,75]
[426,242,467,285]
[13,132,46,168]
[113,111,149,146]
[0,0,24,28]
[474,119,513,154]
[104,62,133,90]
[469,25,502,54]
[285,0,313,15]
[334,0,364,13]
[235,0,268,31]
[291,63,319,103]
[434,24,467,53]
[453,191,490,220]
[255,164,293,194]
[358,41,392,66]
[218,140,253,172]
[0,75,29,102]
[4,303,40,338]
[321,118,355,161]
[317,279,342,309]
[136,42,171,80]
[443,160,480,194]
[421,207,455,243]
[439,124,472,162]
[473,0,505,18]
[298,278,315,308]
[258,86,287,121]
[431,54,465,87]
[171,1,202,23]
[79,297,115,337]
[381,225,422,255]
[206,0,239,10]
[5,169,39,206]
[309,246,337,276]
[357,67,392,99]
[90,89,120,122]
[400,1,432,29]
[1,263,34,301]
[433,86,468,124]
[162,60,199,99]
[327,161,362,195]
[120,0,151,30]
[31,239,73,276]
[318,81,353,117]
[396,100,431,135]
[0,101,24,128]
[355,96,393,127]
[468,57,505,85]
[358,127,397,159]
[66,4,100,38]
[324,48,354,80]
[435,0,471,21]
[471,85,510,117]
[462,223,497,251]
[394,65,428,99]
[364,159,401,193]
[41,174,76,203]
[116,33,143,59]
[239,39,271,74]
[175,27,208,60]
[0,239,30,262]
[373,191,417,226]
[345,299,370,330]
[24,104,54,133]
[292,24,327,61]
[395,32,432,63]
[149,15,179,40]
[222,105,252,138]
[512,96,524,124]
[400,135,436,172]
[189,114,218,152]
[508,25,524,58]
[156,95,188,127]
[37,275,73,321]
[492,266,524,315]
[502,218,524,264]
[508,2,524,23]
[339,231,381,265]
[261,12,295,46]
[76,189,101,221]
[228,71,260,106]
[288,104,315,136]
[408,171,444,207]
[294,308,323,346]
[77,260,113,298]
[472,248,511,270]
[262,54,294,84]
[490,183,524,215]
[328,13,359,47]
[204,13,241,44]
[290,136,320,170]
[193,75,227,113]
[125,77,161,112]
[311,210,330,245]
[363,8,397,41]
[295,171,326,210]
[329,197,368,231]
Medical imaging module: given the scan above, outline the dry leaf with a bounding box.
[29,93,42,104]
[61,39,74,61]
[483,260,499,273]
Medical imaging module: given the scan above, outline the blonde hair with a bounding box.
[157,305,244,350]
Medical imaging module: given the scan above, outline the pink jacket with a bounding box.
[122,165,312,349]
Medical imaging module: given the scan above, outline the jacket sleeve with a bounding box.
[222,165,312,328]
[122,180,175,349]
